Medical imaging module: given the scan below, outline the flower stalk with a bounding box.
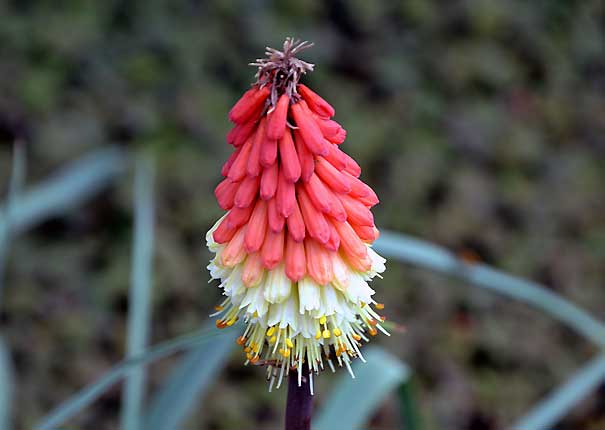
[285,364,313,430]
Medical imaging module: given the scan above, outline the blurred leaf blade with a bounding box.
[314,346,410,430]
[399,378,423,430]
[513,355,605,430]
[37,327,236,430]
[144,323,238,430]
[0,147,129,236]
[0,141,26,430]
[375,231,605,347]
[0,140,27,297]
[0,338,13,430]
[121,154,156,430]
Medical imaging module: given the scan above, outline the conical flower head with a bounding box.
[207,38,387,391]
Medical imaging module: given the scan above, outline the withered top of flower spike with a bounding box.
[250,37,315,107]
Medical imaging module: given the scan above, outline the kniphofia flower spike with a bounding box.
[207,38,387,392]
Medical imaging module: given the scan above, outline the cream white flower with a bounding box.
[207,220,387,391]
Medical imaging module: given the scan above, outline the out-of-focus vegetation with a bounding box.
[0,1,604,429]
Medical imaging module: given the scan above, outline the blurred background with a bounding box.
[0,1,604,429]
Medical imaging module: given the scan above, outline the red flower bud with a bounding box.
[261,228,284,269]
[285,236,306,281]
[214,178,239,210]
[234,175,260,208]
[229,86,270,124]
[246,118,265,177]
[244,200,268,253]
[260,161,278,200]
[293,129,315,182]
[315,157,351,194]
[338,193,375,227]
[305,239,334,285]
[286,198,306,242]
[227,119,258,147]
[278,130,301,182]
[267,197,285,233]
[221,146,241,177]
[297,186,330,244]
[266,94,290,140]
[227,137,254,182]
[303,173,332,213]
[298,84,335,118]
[291,101,329,156]
[276,169,296,217]
[226,205,254,230]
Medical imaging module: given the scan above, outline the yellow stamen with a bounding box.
[283,349,291,358]
[319,315,327,325]
[322,329,331,339]
[236,336,246,345]
[214,305,224,311]
[315,330,321,340]
[352,333,362,341]
[266,326,276,337]
[333,328,342,337]
[286,338,294,349]
[375,303,385,310]
[269,336,277,344]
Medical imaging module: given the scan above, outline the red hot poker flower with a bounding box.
[206,38,387,391]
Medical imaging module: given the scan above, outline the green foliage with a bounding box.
[0,338,13,430]
[144,325,238,430]
[36,326,238,430]
[514,356,605,430]
[121,155,156,430]
[314,347,411,430]
[375,231,605,347]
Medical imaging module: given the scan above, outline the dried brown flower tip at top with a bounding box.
[250,37,315,106]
